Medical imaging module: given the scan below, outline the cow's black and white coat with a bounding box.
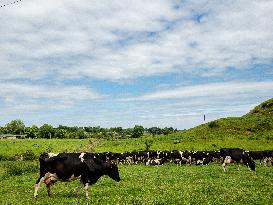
[220,148,255,172]
[145,158,166,166]
[33,152,120,199]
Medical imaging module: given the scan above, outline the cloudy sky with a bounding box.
[0,0,272,129]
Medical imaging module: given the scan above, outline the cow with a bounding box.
[220,148,255,172]
[207,151,221,163]
[262,150,273,166]
[248,151,266,165]
[192,151,208,165]
[171,150,192,165]
[33,152,120,199]
[145,158,166,166]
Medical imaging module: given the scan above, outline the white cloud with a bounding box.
[0,82,100,113]
[0,0,273,81]
[137,81,273,100]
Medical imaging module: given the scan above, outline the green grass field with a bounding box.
[1,138,273,204]
[1,136,273,159]
[1,161,273,205]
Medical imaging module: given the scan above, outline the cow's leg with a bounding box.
[267,157,272,166]
[264,157,267,167]
[33,175,45,198]
[237,163,240,171]
[46,184,51,197]
[84,183,89,199]
[248,166,252,171]
[222,163,227,172]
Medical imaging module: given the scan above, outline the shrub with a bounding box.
[248,135,258,140]
[208,121,219,129]
[4,161,38,176]
[78,139,97,152]
[22,150,36,160]
[265,135,273,140]
[144,140,153,150]
[0,155,14,161]
[13,150,36,161]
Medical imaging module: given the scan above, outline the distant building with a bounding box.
[0,134,25,139]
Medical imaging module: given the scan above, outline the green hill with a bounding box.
[247,98,273,116]
[171,98,273,141]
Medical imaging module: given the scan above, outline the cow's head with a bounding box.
[107,163,120,182]
[248,159,255,171]
[203,156,212,165]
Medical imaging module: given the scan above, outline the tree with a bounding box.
[131,125,144,138]
[39,124,55,139]
[5,119,25,135]
[76,128,86,139]
[0,126,7,134]
[54,128,68,139]
[163,127,174,135]
[25,125,39,138]
[147,127,162,136]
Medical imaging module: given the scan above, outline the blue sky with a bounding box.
[0,0,273,129]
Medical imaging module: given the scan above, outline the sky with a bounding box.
[0,0,273,129]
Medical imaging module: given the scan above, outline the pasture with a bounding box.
[2,136,273,158]
[1,162,273,204]
[1,138,273,204]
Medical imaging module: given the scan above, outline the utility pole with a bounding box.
[203,114,206,140]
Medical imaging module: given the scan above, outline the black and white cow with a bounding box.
[33,152,120,199]
[207,151,221,163]
[145,158,166,166]
[171,150,192,165]
[192,151,210,165]
[248,151,266,165]
[262,150,273,166]
[220,148,255,172]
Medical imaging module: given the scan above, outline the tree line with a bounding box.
[0,119,178,139]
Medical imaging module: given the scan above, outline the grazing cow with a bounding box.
[207,151,221,163]
[262,150,273,166]
[220,148,255,172]
[192,151,208,165]
[145,158,165,166]
[33,152,120,199]
[171,150,192,165]
[248,151,266,165]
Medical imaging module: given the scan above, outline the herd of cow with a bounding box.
[91,148,273,169]
[33,148,273,199]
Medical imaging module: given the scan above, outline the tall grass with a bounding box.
[3,161,38,176]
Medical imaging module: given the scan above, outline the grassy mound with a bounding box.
[171,98,273,141]
[248,98,273,115]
